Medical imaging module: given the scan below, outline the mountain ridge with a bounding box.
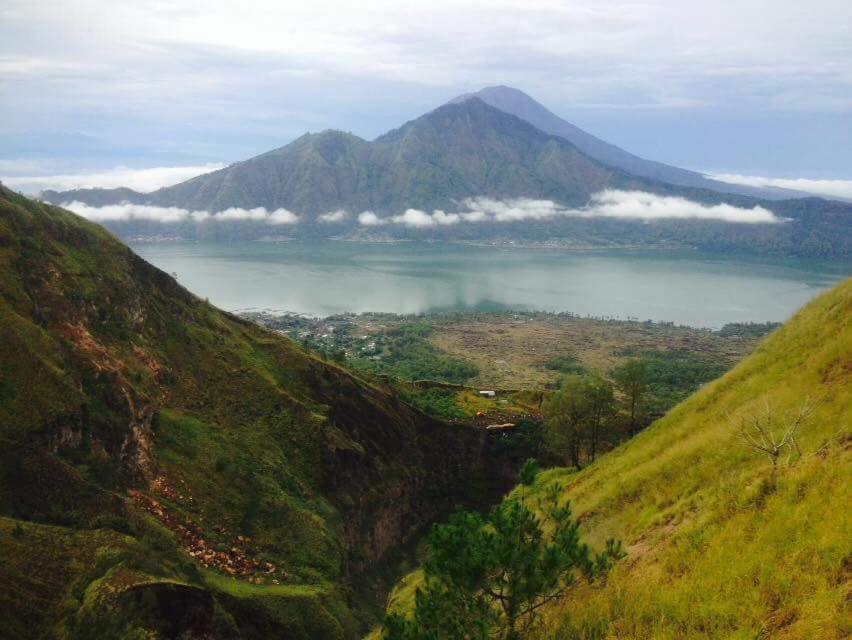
[35,93,852,258]
[44,99,630,214]
[451,86,809,200]
[0,186,493,638]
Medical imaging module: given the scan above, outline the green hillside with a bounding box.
[378,279,851,638]
[0,187,487,638]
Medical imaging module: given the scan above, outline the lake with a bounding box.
[130,241,849,328]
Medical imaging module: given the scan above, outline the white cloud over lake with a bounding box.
[318,209,348,223]
[57,190,780,227]
[580,191,779,223]
[356,191,780,227]
[707,173,852,201]
[4,164,225,194]
[358,211,382,226]
[63,201,299,224]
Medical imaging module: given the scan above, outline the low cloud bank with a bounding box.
[582,190,778,223]
[60,190,779,228]
[63,201,299,225]
[318,209,348,223]
[6,164,225,194]
[356,191,780,227]
[707,172,852,201]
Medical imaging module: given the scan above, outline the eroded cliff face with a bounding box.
[327,414,485,575]
[0,188,496,638]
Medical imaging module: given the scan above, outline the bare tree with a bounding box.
[738,398,816,486]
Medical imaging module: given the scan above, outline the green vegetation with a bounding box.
[528,279,852,638]
[611,358,648,437]
[384,463,623,640]
[351,321,479,385]
[374,279,851,638]
[717,321,780,339]
[542,375,616,467]
[250,309,763,430]
[620,349,730,415]
[399,387,468,421]
[0,187,485,638]
[543,355,588,376]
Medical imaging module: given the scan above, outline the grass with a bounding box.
[204,571,327,598]
[526,279,852,639]
[426,312,758,390]
[350,320,480,384]
[0,516,133,639]
[373,279,851,639]
[0,187,485,638]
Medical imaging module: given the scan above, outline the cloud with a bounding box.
[582,190,779,223]
[62,201,299,224]
[353,207,464,228]
[3,164,226,194]
[267,209,300,224]
[461,198,564,222]
[356,191,780,226]
[460,211,488,223]
[56,190,779,227]
[389,208,461,227]
[358,211,382,226]
[318,209,348,223]
[706,173,852,201]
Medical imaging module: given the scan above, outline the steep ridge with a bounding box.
[0,186,487,638]
[517,280,851,637]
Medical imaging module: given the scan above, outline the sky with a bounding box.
[1,0,851,196]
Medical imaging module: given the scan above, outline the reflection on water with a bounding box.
[131,241,849,328]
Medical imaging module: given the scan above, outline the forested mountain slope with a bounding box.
[0,187,486,639]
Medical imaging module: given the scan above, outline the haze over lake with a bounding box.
[132,241,848,328]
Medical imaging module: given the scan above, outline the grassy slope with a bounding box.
[0,187,480,638]
[374,280,850,639]
[531,279,851,639]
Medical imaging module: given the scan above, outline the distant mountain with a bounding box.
[37,92,852,258]
[44,99,634,214]
[451,86,807,200]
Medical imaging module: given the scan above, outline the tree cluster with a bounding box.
[541,359,651,468]
[384,462,623,640]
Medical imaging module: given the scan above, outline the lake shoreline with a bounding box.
[130,240,849,329]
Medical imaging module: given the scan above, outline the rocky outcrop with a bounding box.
[331,420,485,575]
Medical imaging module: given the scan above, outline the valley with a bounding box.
[244,310,772,419]
[375,278,852,639]
[0,187,509,638]
[0,184,848,640]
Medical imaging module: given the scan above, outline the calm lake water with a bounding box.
[131,241,849,328]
